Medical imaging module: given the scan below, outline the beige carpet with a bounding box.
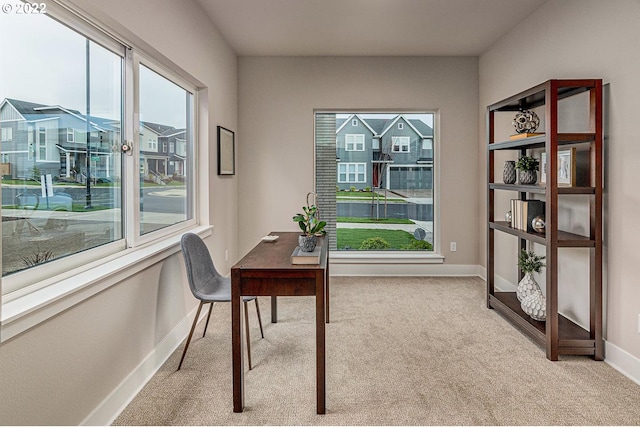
[113,276,640,425]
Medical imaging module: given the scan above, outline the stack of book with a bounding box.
[510,199,545,233]
[291,246,321,264]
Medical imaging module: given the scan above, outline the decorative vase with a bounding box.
[298,234,318,252]
[521,289,546,321]
[503,161,516,184]
[512,109,540,134]
[519,170,537,185]
[517,272,539,302]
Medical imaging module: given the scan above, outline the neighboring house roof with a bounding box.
[141,121,175,135]
[335,113,377,135]
[161,128,186,138]
[335,113,433,138]
[2,98,109,133]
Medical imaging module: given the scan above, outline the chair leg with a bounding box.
[178,301,204,371]
[255,299,264,339]
[202,302,214,338]
[244,301,252,370]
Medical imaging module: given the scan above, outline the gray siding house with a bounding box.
[0,98,118,181]
[336,114,433,192]
[1,98,186,184]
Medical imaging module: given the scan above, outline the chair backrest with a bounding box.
[180,233,223,299]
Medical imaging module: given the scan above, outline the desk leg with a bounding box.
[271,296,278,323]
[325,258,330,324]
[231,269,244,413]
[316,271,326,414]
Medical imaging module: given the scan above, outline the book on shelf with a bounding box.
[291,245,321,264]
[509,132,544,140]
[510,199,545,233]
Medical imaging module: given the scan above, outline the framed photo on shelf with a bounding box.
[540,148,576,186]
[217,126,235,175]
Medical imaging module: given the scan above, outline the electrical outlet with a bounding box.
[225,249,229,262]
[450,242,457,252]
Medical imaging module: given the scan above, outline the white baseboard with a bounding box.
[81,305,200,426]
[604,340,640,386]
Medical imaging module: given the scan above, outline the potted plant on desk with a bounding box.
[293,194,326,252]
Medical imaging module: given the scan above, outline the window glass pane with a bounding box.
[317,112,435,252]
[1,11,123,280]
[138,65,192,235]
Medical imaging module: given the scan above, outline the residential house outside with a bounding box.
[1,98,186,185]
[0,98,118,182]
[336,113,433,193]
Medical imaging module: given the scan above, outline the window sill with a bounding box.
[0,225,213,343]
[330,251,444,264]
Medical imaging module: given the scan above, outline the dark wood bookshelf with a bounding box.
[486,79,603,361]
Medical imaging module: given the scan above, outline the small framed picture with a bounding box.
[217,126,235,175]
[540,148,576,186]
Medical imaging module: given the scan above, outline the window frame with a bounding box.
[314,110,443,265]
[1,0,207,330]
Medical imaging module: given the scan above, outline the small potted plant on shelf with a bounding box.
[515,155,540,185]
[293,193,326,252]
[517,249,546,321]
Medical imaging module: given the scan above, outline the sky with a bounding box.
[0,10,187,128]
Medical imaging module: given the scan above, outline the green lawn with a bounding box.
[337,228,432,250]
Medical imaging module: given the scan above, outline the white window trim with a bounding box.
[338,162,366,183]
[345,134,365,151]
[351,119,357,126]
[398,122,404,129]
[1,127,12,141]
[391,136,410,153]
[67,127,75,143]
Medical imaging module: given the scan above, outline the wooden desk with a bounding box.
[231,231,329,414]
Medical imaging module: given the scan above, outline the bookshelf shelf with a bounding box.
[486,79,603,361]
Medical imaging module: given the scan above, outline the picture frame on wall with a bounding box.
[217,126,235,175]
[540,148,576,186]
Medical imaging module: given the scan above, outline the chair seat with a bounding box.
[196,276,257,303]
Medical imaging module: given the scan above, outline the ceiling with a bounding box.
[194,0,547,57]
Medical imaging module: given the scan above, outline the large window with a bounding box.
[316,112,435,252]
[338,162,366,183]
[0,3,197,295]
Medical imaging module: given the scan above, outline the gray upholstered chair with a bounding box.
[178,232,264,370]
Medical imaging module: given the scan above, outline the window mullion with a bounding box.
[124,49,139,246]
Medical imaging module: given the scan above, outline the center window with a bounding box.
[315,112,436,253]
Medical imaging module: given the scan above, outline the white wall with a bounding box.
[0,0,238,424]
[238,56,479,267]
[479,0,640,363]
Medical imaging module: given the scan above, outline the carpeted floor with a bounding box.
[113,276,640,425]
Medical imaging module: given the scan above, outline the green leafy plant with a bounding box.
[515,155,540,172]
[518,249,545,273]
[359,237,391,250]
[293,204,326,236]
